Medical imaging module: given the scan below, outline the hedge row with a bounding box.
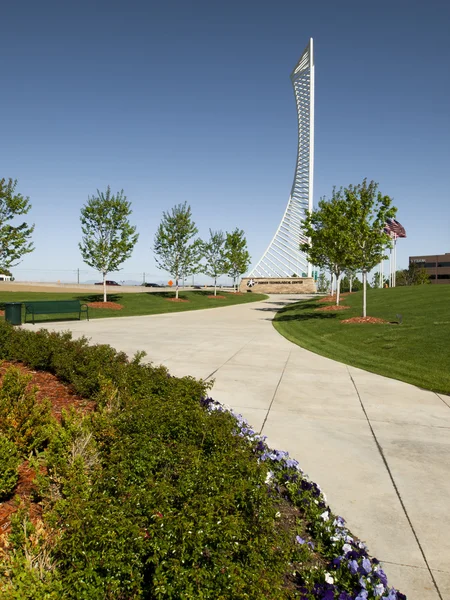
[0,321,404,599]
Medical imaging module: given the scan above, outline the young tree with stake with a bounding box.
[224,228,251,292]
[154,202,202,299]
[0,178,34,271]
[201,229,226,296]
[79,187,139,302]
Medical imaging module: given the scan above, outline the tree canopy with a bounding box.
[79,187,139,302]
[0,178,34,271]
[201,229,226,296]
[300,191,354,305]
[154,202,202,299]
[224,229,251,292]
[301,179,396,316]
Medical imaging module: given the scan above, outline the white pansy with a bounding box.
[324,573,334,584]
[320,510,330,521]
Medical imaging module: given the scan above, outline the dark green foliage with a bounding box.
[0,322,298,598]
[0,320,385,598]
[396,264,431,286]
[340,275,362,293]
[0,434,20,499]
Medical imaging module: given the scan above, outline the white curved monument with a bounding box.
[248,38,314,279]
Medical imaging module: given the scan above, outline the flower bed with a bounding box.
[0,320,405,599]
[203,398,405,600]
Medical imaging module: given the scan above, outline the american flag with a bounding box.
[384,218,406,238]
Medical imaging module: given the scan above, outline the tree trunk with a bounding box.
[175,278,179,299]
[349,275,353,293]
[362,271,367,317]
[103,273,107,303]
[214,276,217,296]
[336,273,341,306]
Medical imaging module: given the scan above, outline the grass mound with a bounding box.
[274,285,450,394]
[0,290,267,322]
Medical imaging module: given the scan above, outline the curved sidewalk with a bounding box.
[23,295,450,600]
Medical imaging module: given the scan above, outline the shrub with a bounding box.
[0,320,403,599]
[0,434,20,500]
[0,366,55,455]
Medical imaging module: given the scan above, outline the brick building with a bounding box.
[409,253,450,284]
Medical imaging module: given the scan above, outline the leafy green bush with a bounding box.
[0,366,55,455]
[0,320,403,599]
[0,434,20,500]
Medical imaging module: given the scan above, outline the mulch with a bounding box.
[341,316,388,324]
[87,302,124,310]
[315,305,350,312]
[0,362,95,537]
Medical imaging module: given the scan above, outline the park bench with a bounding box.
[24,300,89,324]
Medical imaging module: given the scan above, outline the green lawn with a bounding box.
[0,290,267,322]
[273,285,450,395]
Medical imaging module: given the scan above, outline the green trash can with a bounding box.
[5,303,22,325]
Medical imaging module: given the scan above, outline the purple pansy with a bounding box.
[348,560,359,575]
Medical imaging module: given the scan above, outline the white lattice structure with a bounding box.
[249,38,314,278]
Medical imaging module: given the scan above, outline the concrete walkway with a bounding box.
[23,295,450,600]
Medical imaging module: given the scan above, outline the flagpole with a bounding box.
[393,235,397,287]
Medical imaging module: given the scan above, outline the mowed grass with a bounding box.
[274,285,450,395]
[0,290,268,321]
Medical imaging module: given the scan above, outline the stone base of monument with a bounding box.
[239,277,316,294]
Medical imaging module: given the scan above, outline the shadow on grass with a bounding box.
[77,294,123,303]
[277,301,321,311]
[275,311,338,322]
[263,301,297,306]
[145,291,194,301]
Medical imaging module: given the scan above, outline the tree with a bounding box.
[342,274,362,293]
[224,229,251,292]
[316,272,329,293]
[397,264,431,286]
[370,272,387,288]
[300,191,354,305]
[0,178,34,271]
[343,268,359,293]
[154,202,202,299]
[340,179,396,317]
[79,187,139,302]
[201,229,226,296]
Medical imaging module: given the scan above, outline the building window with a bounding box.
[437,274,450,279]
[437,262,450,267]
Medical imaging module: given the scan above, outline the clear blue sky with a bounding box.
[2,0,449,283]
